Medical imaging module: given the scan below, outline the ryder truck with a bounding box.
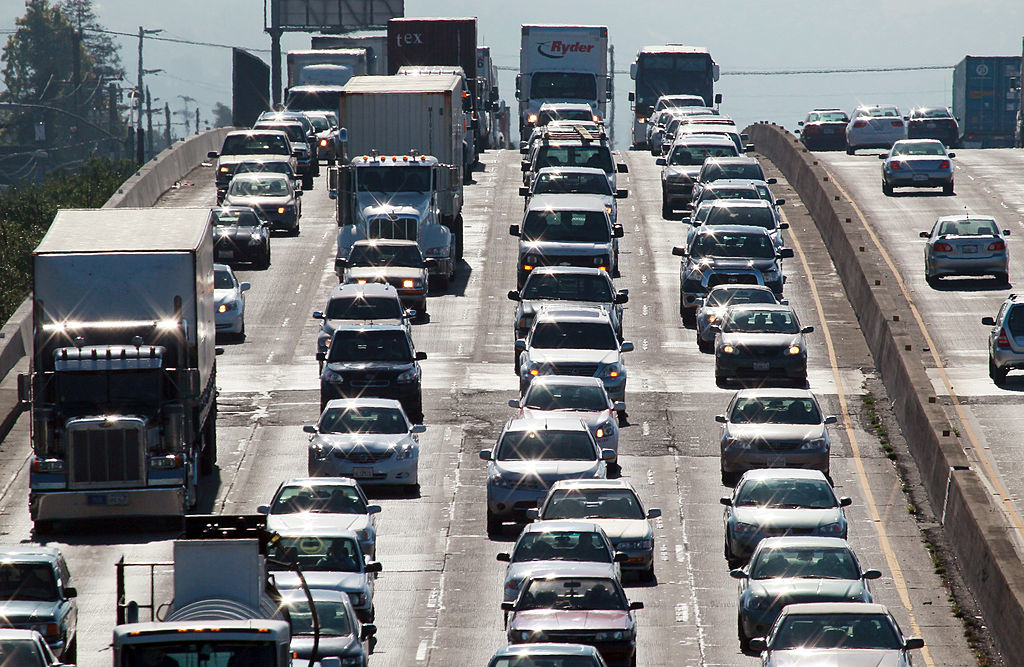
[19,208,217,532]
[517,24,610,138]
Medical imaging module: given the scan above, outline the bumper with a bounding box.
[320,382,421,412]
[663,182,693,206]
[721,448,829,475]
[309,454,418,487]
[261,210,299,231]
[487,485,548,521]
[990,347,1024,370]
[801,133,846,150]
[908,127,958,145]
[610,544,654,571]
[885,172,952,188]
[30,487,185,521]
[215,241,266,264]
[716,354,806,380]
[928,255,1007,278]
[215,311,244,334]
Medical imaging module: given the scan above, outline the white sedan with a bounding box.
[213,263,249,340]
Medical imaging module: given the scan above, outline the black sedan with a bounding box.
[796,109,849,151]
[907,106,960,147]
[210,205,271,268]
[711,304,813,387]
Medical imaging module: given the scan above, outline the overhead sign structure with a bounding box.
[266,0,403,31]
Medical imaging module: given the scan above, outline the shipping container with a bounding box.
[952,55,1022,148]
[311,33,388,75]
[386,17,477,80]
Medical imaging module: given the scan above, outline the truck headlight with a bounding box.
[348,592,367,607]
[818,521,845,536]
[787,344,803,356]
[602,363,621,378]
[721,344,738,355]
[743,595,770,610]
[424,246,449,258]
[396,368,419,383]
[762,268,781,281]
[595,420,615,439]
[248,232,263,244]
[732,521,757,534]
[321,368,344,383]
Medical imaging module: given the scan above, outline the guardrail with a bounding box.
[747,121,1024,659]
[0,127,233,436]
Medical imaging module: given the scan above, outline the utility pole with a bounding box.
[267,0,283,107]
[178,95,196,135]
[136,26,163,162]
[146,87,154,158]
[195,108,200,134]
[71,7,82,139]
[163,102,172,148]
[108,83,120,159]
[608,44,615,148]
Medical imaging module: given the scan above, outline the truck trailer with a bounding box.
[517,24,610,139]
[952,55,1022,148]
[311,33,388,75]
[20,208,217,532]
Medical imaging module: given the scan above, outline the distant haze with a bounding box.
[29,1,1024,145]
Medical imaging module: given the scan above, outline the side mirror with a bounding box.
[616,163,629,174]
[207,151,219,159]
[720,496,733,506]
[514,339,527,352]
[424,258,437,268]
[240,282,251,292]
[878,154,887,160]
[302,425,318,434]
[671,246,687,257]
[521,161,530,172]
[16,374,30,405]
[775,198,786,206]
[682,217,693,226]
[729,568,747,579]
[479,449,493,460]
[312,311,325,320]
[919,231,931,238]
[797,121,805,127]
[620,341,634,352]
[614,552,629,563]
[500,601,515,612]
[1004,229,1011,236]
[614,292,628,304]
[948,152,956,159]
[766,177,777,185]
[744,144,756,153]
[616,189,628,199]
[601,448,616,461]
[655,157,667,166]
[364,561,383,573]
[839,496,852,507]
[628,91,635,101]
[508,398,521,408]
[613,225,624,238]
[778,248,795,259]
[748,638,767,652]
[509,224,520,237]
[905,637,925,650]
[525,507,540,520]
[824,415,838,425]
[336,257,348,267]
[508,290,521,301]
[256,505,270,514]
[316,351,326,362]
[412,424,427,434]
[862,569,882,580]
[518,187,529,196]
[64,586,77,598]
[496,552,511,562]
[366,505,382,514]
[612,401,626,412]
[415,351,427,361]
[801,326,815,334]
[361,624,377,640]
[779,222,790,230]
[981,316,996,326]
[647,508,661,519]
[715,414,727,423]
[628,601,644,610]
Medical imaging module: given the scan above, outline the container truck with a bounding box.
[329,74,466,287]
[112,515,293,667]
[628,45,720,149]
[517,24,610,139]
[311,33,388,75]
[287,49,370,89]
[18,208,217,533]
[953,55,1022,148]
[478,46,502,149]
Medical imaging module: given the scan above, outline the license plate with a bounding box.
[768,456,787,467]
[220,250,234,258]
[753,361,770,371]
[926,121,936,128]
[352,467,374,479]
[963,245,978,254]
[87,493,128,506]
[823,128,835,134]
[913,174,928,182]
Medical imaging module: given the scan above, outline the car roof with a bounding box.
[527,375,607,389]
[535,166,608,177]
[738,468,830,482]
[213,262,233,272]
[522,562,620,580]
[810,108,844,112]
[694,224,771,236]
[278,588,351,605]
[711,178,772,188]
[756,536,853,551]
[893,139,945,147]
[549,478,636,491]
[525,519,608,534]
[527,266,611,278]
[229,171,291,182]
[275,526,361,539]
[672,134,736,146]
[731,387,817,400]
[703,156,760,166]
[0,546,62,561]
[333,323,409,334]
[323,397,405,411]
[725,303,796,315]
[778,602,890,616]
[527,194,609,212]
[535,306,614,323]
[351,238,420,248]
[935,214,997,224]
[504,415,589,432]
[328,282,399,299]
[539,102,593,111]
[705,199,773,210]
[226,129,288,137]
[706,284,775,296]
[277,476,361,489]
[492,643,600,657]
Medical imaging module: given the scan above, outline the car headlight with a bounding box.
[762,268,781,281]
[320,139,329,147]
[706,313,719,324]
[818,521,845,536]
[722,437,751,450]
[396,367,420,383]
[219,166,229,173]
[602,363,622,379]
[524,254,540,267]
[516,314,531,330]
[595,420,615,439]
[321,367,344,383]
[595,628,635,641]
[513,629,537,642]
[604,204,614,217]
[402,278,423,289]
[394,444,416,460]
[786,344,803,356]
[743,595,770,610]
[505,578,524,594]
[525,362,544,377]
[248,233,263,244]
[309,444,329,460]
[217,301,238,313]
[800,437,827,451]
[355,528,370,542]
[31,622,59,639]
[490,473,519,489]
[721,344,738,355]
[732,521,757,534]
[424,246,449,258]
[616,538,653,551]
[348,592,367,607]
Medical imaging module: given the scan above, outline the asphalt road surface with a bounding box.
[0,147,978,666]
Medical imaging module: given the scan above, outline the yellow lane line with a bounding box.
[782,207,935,666]
[821,167,1024,542]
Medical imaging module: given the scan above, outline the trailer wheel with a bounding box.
[453,215,464,259]
[200,406,217,475]
[33,520,55,536]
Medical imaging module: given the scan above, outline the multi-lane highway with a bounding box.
[0,145,980,666]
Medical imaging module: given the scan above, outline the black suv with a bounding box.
[317,325,426,421]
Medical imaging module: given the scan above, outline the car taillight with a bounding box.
[891,120,904,127]
[889,161,902,170]
[932,242,953,252]
[988,240,1006,251]
[997,328,1011,349]
[853,120,867,128]
[939,160,950,169]
[805,125,820,134]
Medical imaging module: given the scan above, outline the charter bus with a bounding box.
[629,45,719,149]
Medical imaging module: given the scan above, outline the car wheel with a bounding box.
[486,510,501,536]
[715,372,727,388]
[302,173,314,190]
[64,635,77,663]
[997,272,1010,286]
[697,337,713,354]
[991,358,1009,385]
[738,615,751,652]
[33,519,55,536]
[641,564,655,582]
[291,222,301,237]
[925,274,938,288]
[662,197,672,219]
[943,181,954,195]
[681,308,696,327]
[410,394,424,424]
[882,181,893,196]
[846,145,855,155]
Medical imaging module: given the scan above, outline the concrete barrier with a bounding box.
[747,122,1024,659]
[0,127,234,393]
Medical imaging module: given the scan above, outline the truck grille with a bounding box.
[369,218,417,241]
[756,440,806,452]
[68,427,144,489]
[548,363,600,377]
[707,273,759,288]
[332,450,394,463]
[543,631,598,643]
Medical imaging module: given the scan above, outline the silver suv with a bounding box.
[982,293,1024,384]
[508,266,627,346]
[0,546,77,662]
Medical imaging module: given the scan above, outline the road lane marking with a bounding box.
[782,208,935,667]
[821,166,1024,545]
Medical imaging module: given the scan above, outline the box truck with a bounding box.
[311,33,388,75]
[953,55,1022,148]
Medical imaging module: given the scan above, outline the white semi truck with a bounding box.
[19,208,217,533]
[517,24,610,138]
[330,74,467,287]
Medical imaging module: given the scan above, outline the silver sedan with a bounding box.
[880,139,955,195]
[920,215,1009,285]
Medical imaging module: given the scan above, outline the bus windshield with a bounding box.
[635,52,714,116]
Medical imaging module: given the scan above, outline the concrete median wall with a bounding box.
[747,121,1024,659]
[0,127,233,392]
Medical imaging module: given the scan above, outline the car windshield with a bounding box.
[326,295,404,320]
[348,243,425,268]
[286,598,353,636]
[214,269,235,290]
[212,208,262,228]
[221,133,289,155]
[812,112,848,122]
[267,536,362,572]
[524,383,608,411]
[751,546,860,580]
[668,144,738,165]
[529,72,597,101]
[356,166,432,193]
[0,562,58,601]
[533,173,612,196]
[490,656,599,667]
[318,405,408,434]
[936,219,998,236]
[705,287,776,308]
[307,115,331,131]
[913,108,951,119]
[702,163,764,182]
[864,107,899,118]
[521,210,610,243]
[700,187,760,203]
[734,478,838,509]
[530,321,617,350]
[543,488,645,520]
[512,530,611,563]
[270,484,367,515]
[256,122,305,143]
[538,109,593,125]
[496,430,596,461]
[729,397,822,424]
[723,309,799,334]
[235,161,294,178]
[518,577,626,611]
[705,206,776,230]
[535,146,613,174]
[772,613,902,650]
[521,273,613,301]
[891,142,946,157]
[327,330,413,363]
[228,176,291,197]
[690,232,776,259]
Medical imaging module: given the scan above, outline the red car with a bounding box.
[502,568,642,667]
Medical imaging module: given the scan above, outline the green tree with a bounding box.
[212,102,232,128]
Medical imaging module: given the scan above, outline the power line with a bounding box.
[86,27,270,54]
[494,64,954,75]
